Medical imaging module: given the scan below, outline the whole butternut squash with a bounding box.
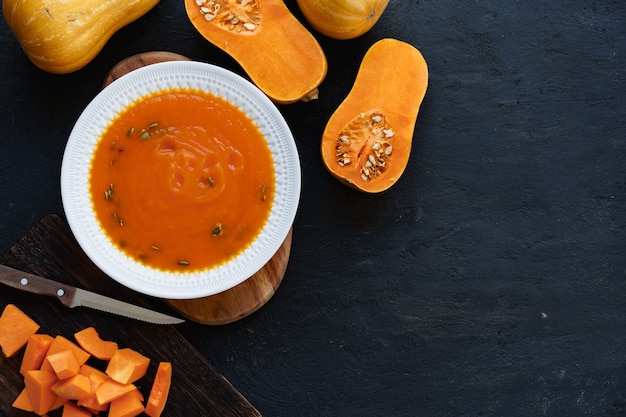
[185,0,327,104]
[296,0,388,40]
[320,38,428,193]
[3,0,160,74]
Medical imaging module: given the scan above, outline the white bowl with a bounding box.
[61,61,300,299]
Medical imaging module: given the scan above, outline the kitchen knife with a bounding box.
[0,264,184,325]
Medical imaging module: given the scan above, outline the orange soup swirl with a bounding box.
[90,88,275,272]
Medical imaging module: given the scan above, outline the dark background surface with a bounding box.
[1,1,626,416]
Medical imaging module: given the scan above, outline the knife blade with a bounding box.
[0,264,184,325]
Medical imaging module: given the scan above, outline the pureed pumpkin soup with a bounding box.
[89,88,275,272]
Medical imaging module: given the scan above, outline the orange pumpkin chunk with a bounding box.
[20,333,53,375]
[95,379,137,405]
[77,364,111,412]
[12,388,34,412]
[61,401,93,417]
[52,373,92,400]
[0,304,40,357]
[106,348,150,384]
[11,324,175,416]
[47,349,81,380]
[74,326,118,360]
[145,362,172,417]
[46,335,91,366]
[109,390,145,417]
[23,369,60,415]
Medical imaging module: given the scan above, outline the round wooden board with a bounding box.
[103,51,293,325]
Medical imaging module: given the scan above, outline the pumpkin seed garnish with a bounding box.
[113,213,123,226]
[127,127,135,137]
[207,176,215,186]
[259,184,267,202]
[104,184,114,201]
[177,260,190,266]
[212,223,223,237]
[140,131,151,140]
[147,122,159,129]
[151,245,161,251]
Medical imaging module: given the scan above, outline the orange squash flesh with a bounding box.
[106,348,150,385]
[95,379,138,405]
[12,388,34,412]
[4,307,172,416]
[51,374,92,400]
[184,0,327,104]
[46,349,81,380]
[61,401,93,417]
[320,38,429,193]
[0,303,40,357]
[145,362,172,417]
[45,335,91,366]
[77,366,111,412]
[74,326,118,360]
[20,333,53,376]
[23,370,60,415]
[109,390,146,417]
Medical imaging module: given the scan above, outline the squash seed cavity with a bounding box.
[335,111,394,182]
[195,0,260,32]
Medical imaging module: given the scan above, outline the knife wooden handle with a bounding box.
[0,264,77,307]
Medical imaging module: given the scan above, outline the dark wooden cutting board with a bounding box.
[0,214,261,417]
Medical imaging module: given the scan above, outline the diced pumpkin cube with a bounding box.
[145,362,172,417]
[106,348,150,384]
[20,333,54,375]
[95,379,137,405]
[47,349,80,379]
[23,369,60,415]
[0,304,40,357]
[74,326,118,360]
[77,365,110,412]
[46,335,91,365]
[78,364,110,386]
[52,373,92,400]
[61,401,93,417]
[77,379,110,412]
[109,390,145,417]
[51,394,70,412]
[12,388,34,412]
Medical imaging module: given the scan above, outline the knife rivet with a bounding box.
[57,289,65,297]
[20,278,28,286]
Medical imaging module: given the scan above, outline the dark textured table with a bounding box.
[1,1,626,416]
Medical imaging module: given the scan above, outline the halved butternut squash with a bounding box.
[184,0,327,104]
[320,38,428,192]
